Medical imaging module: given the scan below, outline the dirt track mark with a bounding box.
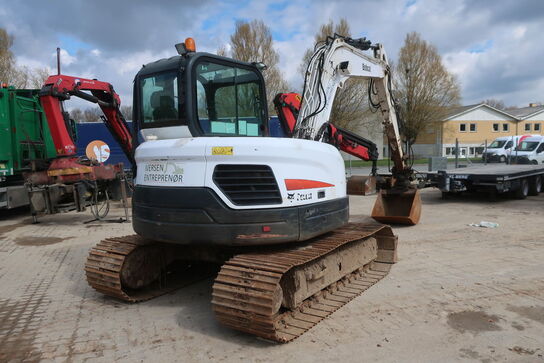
[447,310,502,333]
[0,223,23,237]
[507,305,544,325]
[14,236,73,246]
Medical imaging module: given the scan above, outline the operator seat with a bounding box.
[151,91,177,120]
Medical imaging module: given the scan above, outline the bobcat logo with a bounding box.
[287,193,295,200]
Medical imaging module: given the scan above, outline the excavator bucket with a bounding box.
[346,175,376,195]
[371,188,421,225]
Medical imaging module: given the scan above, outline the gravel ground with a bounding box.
[0,189,543,362]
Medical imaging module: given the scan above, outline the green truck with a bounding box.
[0,86,57,209]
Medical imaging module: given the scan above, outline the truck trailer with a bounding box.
[0,87,57,209]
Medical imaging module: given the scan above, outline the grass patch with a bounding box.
[344,157,484,167]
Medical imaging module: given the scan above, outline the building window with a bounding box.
[525,123,531,132]
[459,123,467,132]
[492,123,499,132]
[469,123,477,132]
[502,123,509,132]
[475,147,484,155]
[445,147,456,156]
[534,123,541,132]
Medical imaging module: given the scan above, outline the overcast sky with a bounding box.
[1,0,543,110]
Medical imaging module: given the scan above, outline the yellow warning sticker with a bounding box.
[212,146,233,155]
[0,163,5,169]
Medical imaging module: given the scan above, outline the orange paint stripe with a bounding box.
[285,179,335,190]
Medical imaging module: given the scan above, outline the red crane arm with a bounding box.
[39,75,134,166]
[273,92,378,161]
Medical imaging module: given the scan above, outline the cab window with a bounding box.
[140,72,181,127]
[195,61,265,136]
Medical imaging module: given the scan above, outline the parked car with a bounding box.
[482,135,536,163]
[511,136,544,165]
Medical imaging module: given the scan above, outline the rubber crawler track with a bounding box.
[212,223,397,343]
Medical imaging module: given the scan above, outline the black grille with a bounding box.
[213,164,282,206]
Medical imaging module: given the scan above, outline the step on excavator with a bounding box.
[83,35,421,342]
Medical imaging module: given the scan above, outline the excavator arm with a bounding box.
[39,75,134,166]
[295,36,408,172]
[275,35,421,225]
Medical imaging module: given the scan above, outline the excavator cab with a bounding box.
[133,46,268,144]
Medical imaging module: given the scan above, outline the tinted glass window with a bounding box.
[140,72,179,125]
[517,141,540,151]
[489,140,506,148]
[195,61,265,136]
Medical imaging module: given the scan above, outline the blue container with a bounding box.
[76,122,133,169]
[268,116,285,137]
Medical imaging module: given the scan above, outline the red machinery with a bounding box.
[274,92,379,166]
[25,75,133,220]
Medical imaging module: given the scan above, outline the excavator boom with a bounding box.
[276,35,421,225]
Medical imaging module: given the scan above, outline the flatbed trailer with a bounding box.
[424,164,544,199]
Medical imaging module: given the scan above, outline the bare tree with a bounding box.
[226,20,290,114]
[69,108,84,123]
[82,108,102,123]
[0,28,16,84]
[0,28,31,88]
[120,105,133,120]
[29,67,51,89]
[481,99,506,110]
[395,32,460,146]
[1,28,52,89]
[216,45,228,57]
[299,19,379,132]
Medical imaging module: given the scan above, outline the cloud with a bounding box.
[1,0,543,109]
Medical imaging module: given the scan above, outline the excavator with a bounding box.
[85,35,421,342]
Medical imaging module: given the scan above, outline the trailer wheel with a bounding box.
[514,178,529,199]
[529,175,542,195]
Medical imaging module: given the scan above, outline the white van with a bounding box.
[512,136,544,164]
[482,135,536,163]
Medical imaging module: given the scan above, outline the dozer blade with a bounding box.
[371,188,421,225]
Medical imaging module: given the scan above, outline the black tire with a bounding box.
[532,160,538,165]
[499,155,506,163]
[514,178,529,199]
[529,175,542,195]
